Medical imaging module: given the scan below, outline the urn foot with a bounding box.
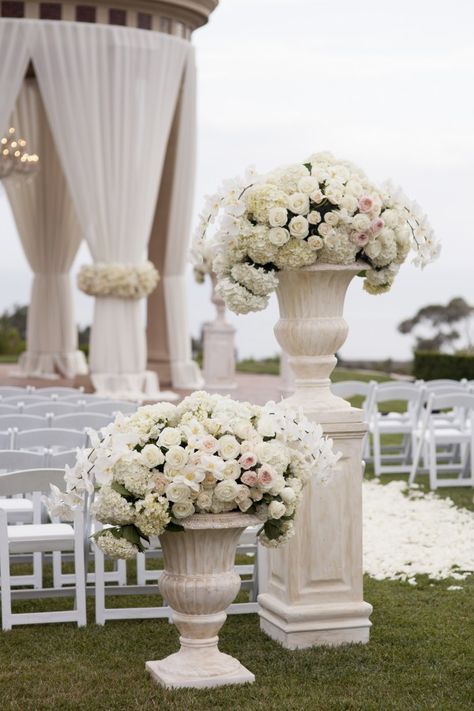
[146,636,255,689]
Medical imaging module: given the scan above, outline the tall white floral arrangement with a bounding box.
[48,392,339,556]
[192,153,441,314]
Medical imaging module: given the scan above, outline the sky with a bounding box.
[1,0,474,361]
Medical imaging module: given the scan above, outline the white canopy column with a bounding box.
[32,22,190,396]
[0,20,33,136]
[148,54,203,389]
[5,79,87,379]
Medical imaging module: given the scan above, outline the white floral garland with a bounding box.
[77,261,159,299]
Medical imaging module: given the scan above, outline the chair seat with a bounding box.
[372,421,414,434]
[415,427,470,442]
[7,523,75,554]
[0,498,34,513]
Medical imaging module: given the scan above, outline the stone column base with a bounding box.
[258,594,373,649]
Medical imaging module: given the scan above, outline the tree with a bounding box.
[398,297,474,353]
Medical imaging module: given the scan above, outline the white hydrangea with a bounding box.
[92,486,135,525]
[95,530,139,560]
[135,493,170,537]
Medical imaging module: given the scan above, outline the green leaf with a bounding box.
[166,521,185,533]
[264,519,283,541]
[303,162,312,171]
[110,481,136,500]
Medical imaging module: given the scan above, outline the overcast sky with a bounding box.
[1,0,473,361]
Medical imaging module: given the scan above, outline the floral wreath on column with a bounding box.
[77,260,159,299]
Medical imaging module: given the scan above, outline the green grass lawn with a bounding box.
[2,373,474,710]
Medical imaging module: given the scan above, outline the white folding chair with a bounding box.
[53,413,114,430]
[0,431,13,449]
[423,379,468,388]
[0,449,47,473]
[86,401,138,416]
[0,387,34,398]
[0,414,48,433]
[15,428,86,453]
[61,394,111,404]
[0,468,86,630]
[3,396,54,409]
[24,402,80,418]
[331,380,377,460]
[410,392,474,489]
[34,386,84,398]
[0,404,19,415]
[370,385,424,476]
[48,449,79,468]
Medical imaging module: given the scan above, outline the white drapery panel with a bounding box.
[5,79,87,379]
[0,20,33,136]
[161,54,203,388]
[32,22,190,395]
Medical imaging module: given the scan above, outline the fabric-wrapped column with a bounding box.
[148,53,203,390]
[5,79,86,379]
[0,20,33,136]
[32,22,191,396]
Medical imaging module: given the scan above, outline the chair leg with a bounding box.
[428,436,438,490]
[52,550,63,588]
[373,429,382,476]
[94,545,106,626]
[33,552,43,589]
[0,542,12,631]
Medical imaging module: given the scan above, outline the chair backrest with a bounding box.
[3,395,54,406]
[53,412,113,430]
[15,428,86,451]
[331,380,374,399]
[428,392,474,413]
[0,414,48,431]
[0,431,13,449]
[0,468,66,497]
[423,381,467,393]
[373,384,423,404]
[61,394,110,403]
[49,449,79,468]
[23,401,80,417]
[35,386,84,398]
[85,401,137,415]
[0,404,18,414]
[0,387,30,397]
[425,379,467,388]
[0,449,46,472]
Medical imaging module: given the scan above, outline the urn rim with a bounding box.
[170,512,260,530]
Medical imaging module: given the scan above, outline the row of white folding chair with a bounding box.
[409,392,474,489]
[0,468,86,630]
[0,400,138,416]
[0,448,79,471]
[0,386,83,399]
[0,412,114,433]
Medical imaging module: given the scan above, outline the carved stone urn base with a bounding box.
[146,512,257,689]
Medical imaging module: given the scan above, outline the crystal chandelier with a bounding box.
[0,127,39,180]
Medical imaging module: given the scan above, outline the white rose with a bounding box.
[140,444,165,469]
[345,180,363,197]
[196,491,212,511]
[308,235,323,250]
[172,501,195,519]
[287,192,310,215]
[268,227,290,246]
[165,481,192,502]
[165,445,188,470]
[307,210,321,225]
[318,223,330,237]
[288,216,309,239]
[324,211,339,227]
[222,460,241,480]
[268,207,288,227]
[257,415,277,438]
[268,500,287,519]
[352,213,371,232]
[232,420,256,440]
[158,427,182,448]
[218,434,241,460]
[309,189,324,203]
[214,479,239,503]
[341,195,358,213]
[298,176,319,194]
[280,487,297,505]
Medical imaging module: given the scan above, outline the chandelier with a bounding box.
[0,127,39,180]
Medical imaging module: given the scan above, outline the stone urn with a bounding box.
[202,274,237,392]
[146,512,258,689]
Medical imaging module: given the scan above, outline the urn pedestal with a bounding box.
[203,275,237,393]
[258,263,372,649]
[146,513,257,689]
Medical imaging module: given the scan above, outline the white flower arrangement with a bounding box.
[190,239,215,284]
[192,152,441,314]
[47,391,339,557]
[77,260,159,299]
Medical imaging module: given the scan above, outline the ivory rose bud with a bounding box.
[269,227,290,246]
[214,479,239,503]
[222,460,241,480]
[165,445,188,470]
[287,192,310,215]
[196,491,212,511]
[166,481,191,502]
[268,207,288,227]
[307,210,321,225]
[200,435,219,454]
[268,500,286,519]
[308,235,324,250]
[358,195,375,213]
[239,452,257,469]
[324,211,339,227]
[140,444,165,469]
[158,427,182,448]
[309,189,324,203]
[289,215,309,239]
[298,176,319,194]
[172,501,195,519]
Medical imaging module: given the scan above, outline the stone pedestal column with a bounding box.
[203,275,237,392]
[279,350,295,398]
[258,263,372,648]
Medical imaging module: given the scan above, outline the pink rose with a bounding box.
[358,195,374,213]
[200,435,219,454]
[370,218,384,235]
[239,452,257,470]
[350,232,369,247]
[257,465,275,487]
[153,474,168,495]
[241,471,258,487]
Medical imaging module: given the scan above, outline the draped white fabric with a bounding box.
[5,79,87,379]
[31,22,191,395]
[162,55,203,388]
[0,20,33,136]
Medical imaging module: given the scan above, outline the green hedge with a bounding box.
[414,351,474,380]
